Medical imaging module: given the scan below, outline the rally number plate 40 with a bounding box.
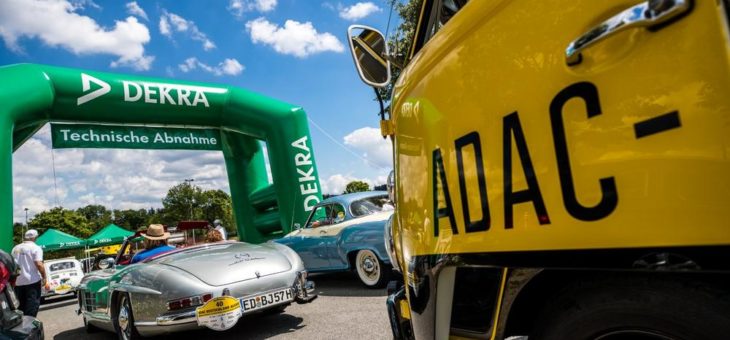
[240,288,293,313]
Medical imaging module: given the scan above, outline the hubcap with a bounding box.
[357,251,380,284]
[118,298,131,339]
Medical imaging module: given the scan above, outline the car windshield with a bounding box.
[49,261,75,271]
[350,195,389,217]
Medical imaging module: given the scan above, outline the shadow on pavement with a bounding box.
[54,307,305,340]
[310,272,387,297]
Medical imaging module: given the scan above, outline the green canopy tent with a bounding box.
[35,228,86,251]
[86,224,133,247]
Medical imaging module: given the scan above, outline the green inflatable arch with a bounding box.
[0,63,323,252]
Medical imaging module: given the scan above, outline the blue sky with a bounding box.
[0,0,395,221]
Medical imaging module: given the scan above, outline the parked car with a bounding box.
[0,250,43,340]
[42,257,83,298]
[77,231,316,339]
[274,191,394,288]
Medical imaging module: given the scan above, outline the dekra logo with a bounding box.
[77,73,217,107]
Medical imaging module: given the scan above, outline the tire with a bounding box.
[531,275,730,340]
[114,293,142,340]
[354,249,390,288]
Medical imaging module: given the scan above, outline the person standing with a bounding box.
[213,219,227,240]
[11,229,48,317]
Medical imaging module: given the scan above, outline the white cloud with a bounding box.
[339,2,381,21]
[178,57,244,76]
[245,17,344,58]
[0,0,154,70]
[12,125,230,222]
[159,11,216,51]
[343,127,393,169]
[228,0,277,17]
[126,1,148,21]
[319,173,386,195]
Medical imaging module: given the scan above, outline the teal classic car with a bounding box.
[274,191,394,288]
[76,231,316,340]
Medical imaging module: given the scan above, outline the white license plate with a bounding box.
[240,288,293,313]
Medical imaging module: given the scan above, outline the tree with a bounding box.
[199,189,234,229]
[162,182,203,222]
[113,209,150,231]
[28,207,93,238]
[76,204,112,231]
[376,0,424,113]
[344,181,370,194]
[12,222,23,245]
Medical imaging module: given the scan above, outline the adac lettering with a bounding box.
[291,136,320,211]
[432,81,620,236]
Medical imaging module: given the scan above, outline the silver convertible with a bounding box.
[76,232,316,340]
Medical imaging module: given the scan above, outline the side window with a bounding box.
[308,204,346,228]
[413,0,470,57]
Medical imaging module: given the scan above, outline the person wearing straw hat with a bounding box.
[131,224,175,264]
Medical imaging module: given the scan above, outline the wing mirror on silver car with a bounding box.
[347,25,391,88]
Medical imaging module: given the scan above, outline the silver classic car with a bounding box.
[77,232,316,340]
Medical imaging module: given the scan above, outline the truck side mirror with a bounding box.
[347,25,391,88]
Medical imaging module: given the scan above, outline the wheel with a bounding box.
[531,276,730,340]
[354,249,390,288]
[114,293,142,340]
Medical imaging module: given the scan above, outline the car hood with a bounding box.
[151,242,292,286]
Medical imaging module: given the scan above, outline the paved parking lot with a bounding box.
[38,272,391,340]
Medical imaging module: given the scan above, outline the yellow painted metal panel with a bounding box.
[393,0,730,257]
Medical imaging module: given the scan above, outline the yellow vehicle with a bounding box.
[347,0,730,339]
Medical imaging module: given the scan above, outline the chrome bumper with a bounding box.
[154,274,316,327]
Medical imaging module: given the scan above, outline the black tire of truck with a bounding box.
[530,275,730,340]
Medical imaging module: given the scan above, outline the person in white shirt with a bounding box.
[213,219,227,240]
[11,229,48,317]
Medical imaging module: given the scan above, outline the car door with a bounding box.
[394,0,730,255]
[285,204,337,270]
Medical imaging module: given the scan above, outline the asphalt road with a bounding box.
[38,272,391,340]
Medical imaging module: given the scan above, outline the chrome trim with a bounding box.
[110,283,162,295]
[156,310,197,326]
[566,0,691,65]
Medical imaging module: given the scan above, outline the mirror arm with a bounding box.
[385,53,404,70]
[374,87,386,122]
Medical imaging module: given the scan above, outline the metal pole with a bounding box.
[24,207,28,234]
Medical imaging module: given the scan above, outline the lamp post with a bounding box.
[23,208,28,234]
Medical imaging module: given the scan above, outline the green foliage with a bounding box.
[162,182,203,222]
[113,209,153,231]
[76,204,112,231]
[344,181,371,194]
[377,0,424,110]
[12,222,23,245]
[162,182,234,229]
[28,207,93,238]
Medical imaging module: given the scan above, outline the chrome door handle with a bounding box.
[566,0,691,65]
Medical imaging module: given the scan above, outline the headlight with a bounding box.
[384,214,400,273]
[387,170,395,203]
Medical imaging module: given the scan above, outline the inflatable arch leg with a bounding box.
[0,64,322,251]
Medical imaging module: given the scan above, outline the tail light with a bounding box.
[167,293,213,311]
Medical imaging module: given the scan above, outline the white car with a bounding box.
[43,257,83,297]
